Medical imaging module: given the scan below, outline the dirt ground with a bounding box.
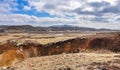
[9,52,120,70]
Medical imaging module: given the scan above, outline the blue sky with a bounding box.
[0,0,120,29]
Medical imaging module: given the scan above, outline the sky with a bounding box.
[0,0,120,29]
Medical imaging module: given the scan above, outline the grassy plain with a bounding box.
[0,32,93,44]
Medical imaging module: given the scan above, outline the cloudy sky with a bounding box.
[0,0,120,29]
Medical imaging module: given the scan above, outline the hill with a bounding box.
[0,25,116,33]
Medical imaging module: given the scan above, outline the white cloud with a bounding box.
[27,0,82,16]
[0,0,18,13]
[28,0,45,12]
[27,0,119,16]
[0,14,120,29]
[82,6,94,12]
[23,6,31,10]
[87,0,118,6]
[0,14,76,26]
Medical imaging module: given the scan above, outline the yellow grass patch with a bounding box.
[0,50,25,68]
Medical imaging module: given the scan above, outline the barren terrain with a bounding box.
[10,52,120,70]
[0,32,120,70]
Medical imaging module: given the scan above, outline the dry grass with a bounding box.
[0,33,92,44]
[0,50,25,68]
[0,32,119,70]
[9,52,120,70]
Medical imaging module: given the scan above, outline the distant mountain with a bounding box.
[1,25,35,31]
[0,25,117,33]
[49,25,114,31]
[49,25,97,31]
[0,25,47,33]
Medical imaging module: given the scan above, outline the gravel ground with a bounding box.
[9,52,120,70]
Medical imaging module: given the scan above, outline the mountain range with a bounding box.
[0,25,117,33]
